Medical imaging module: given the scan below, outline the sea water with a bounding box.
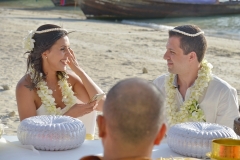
[121,14,240,41]
[120,0,240,40]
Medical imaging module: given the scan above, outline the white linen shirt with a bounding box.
[153,74,240,129]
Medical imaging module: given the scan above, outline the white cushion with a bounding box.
[167,122,237,158]
[17,115,86,151]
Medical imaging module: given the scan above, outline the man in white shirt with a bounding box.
[153,24,239,129]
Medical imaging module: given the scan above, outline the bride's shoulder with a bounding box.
[16,74,35,93]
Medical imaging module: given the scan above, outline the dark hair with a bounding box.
[169,25,207,62]
[103,78,164,144]
[25,24,68,87]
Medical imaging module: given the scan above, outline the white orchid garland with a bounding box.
[23,30,35,51]
[165,60,213,126]
[28,67,77,115]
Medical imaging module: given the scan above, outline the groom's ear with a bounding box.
[188,51,197,62]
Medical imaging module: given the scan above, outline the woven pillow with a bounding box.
[167,122,237,158]
[17,115,86,151]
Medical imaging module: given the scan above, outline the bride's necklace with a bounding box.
[29,68,77,115]
[165,60,213,126]
[46,83,58,92]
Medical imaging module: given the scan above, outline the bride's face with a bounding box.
[44,36,70,71]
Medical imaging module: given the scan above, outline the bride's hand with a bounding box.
[67,48,80,71]
[72,101,97,117]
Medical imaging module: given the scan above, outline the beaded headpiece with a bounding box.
[170,28,204,37]
[23,28,68,51]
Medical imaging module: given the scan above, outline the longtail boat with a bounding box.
[78,0,240,19]
[51,0,78,6]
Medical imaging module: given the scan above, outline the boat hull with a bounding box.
[78,0,240,19]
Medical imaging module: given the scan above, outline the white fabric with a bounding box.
[36,104,68,115]
[153,74,240,129]
[0,136,187,160]
[37,105,96,137]
[78,111,97,137]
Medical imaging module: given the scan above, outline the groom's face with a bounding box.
[163,36,190,74]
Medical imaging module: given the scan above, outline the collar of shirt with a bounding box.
[172,74,196,88]
[173,74,196,102]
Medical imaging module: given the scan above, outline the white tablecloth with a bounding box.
[0,136,185,160]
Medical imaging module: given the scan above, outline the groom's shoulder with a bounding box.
[210,75,236,91]
[153,74,168,84]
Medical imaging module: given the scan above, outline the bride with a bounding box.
[16,24,105,121]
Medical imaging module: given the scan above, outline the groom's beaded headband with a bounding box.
[23,28,68,51]
[170,28,204,37]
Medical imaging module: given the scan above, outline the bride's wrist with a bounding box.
[73,67,86,77]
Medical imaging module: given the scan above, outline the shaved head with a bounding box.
[103,78,165,144]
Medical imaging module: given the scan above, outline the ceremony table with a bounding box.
[0,136,187,160]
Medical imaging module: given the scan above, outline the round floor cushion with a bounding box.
[167,122,237,158]
[17,115,86,151]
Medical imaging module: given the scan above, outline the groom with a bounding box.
[154,24,239,129]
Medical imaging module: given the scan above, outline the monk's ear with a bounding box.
[154,123,167,145]
[97,115,106,138]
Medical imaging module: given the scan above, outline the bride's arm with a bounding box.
[16,75,37,121]
[66,49,105,111]
[63,101,97,118]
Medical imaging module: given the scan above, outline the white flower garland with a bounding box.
[29,67,77,115]
[23,30,35,51]
[165,60,213,126]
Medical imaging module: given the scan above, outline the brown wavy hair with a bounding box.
[25,24,68,88]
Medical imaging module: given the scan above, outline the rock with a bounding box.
[8,111,15,117]
[1,85,10,90]
[142,67,148,74]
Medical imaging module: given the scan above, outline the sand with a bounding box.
[0,6,240,138]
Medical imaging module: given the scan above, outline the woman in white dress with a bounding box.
[16,24,105,137]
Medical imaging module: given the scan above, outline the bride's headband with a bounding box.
[23,28,68,52]
[170,28,204,37]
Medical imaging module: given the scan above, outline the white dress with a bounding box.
[153,74,240,129]
[37,104,97,140]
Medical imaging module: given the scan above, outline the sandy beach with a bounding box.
[0,5,240,138]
